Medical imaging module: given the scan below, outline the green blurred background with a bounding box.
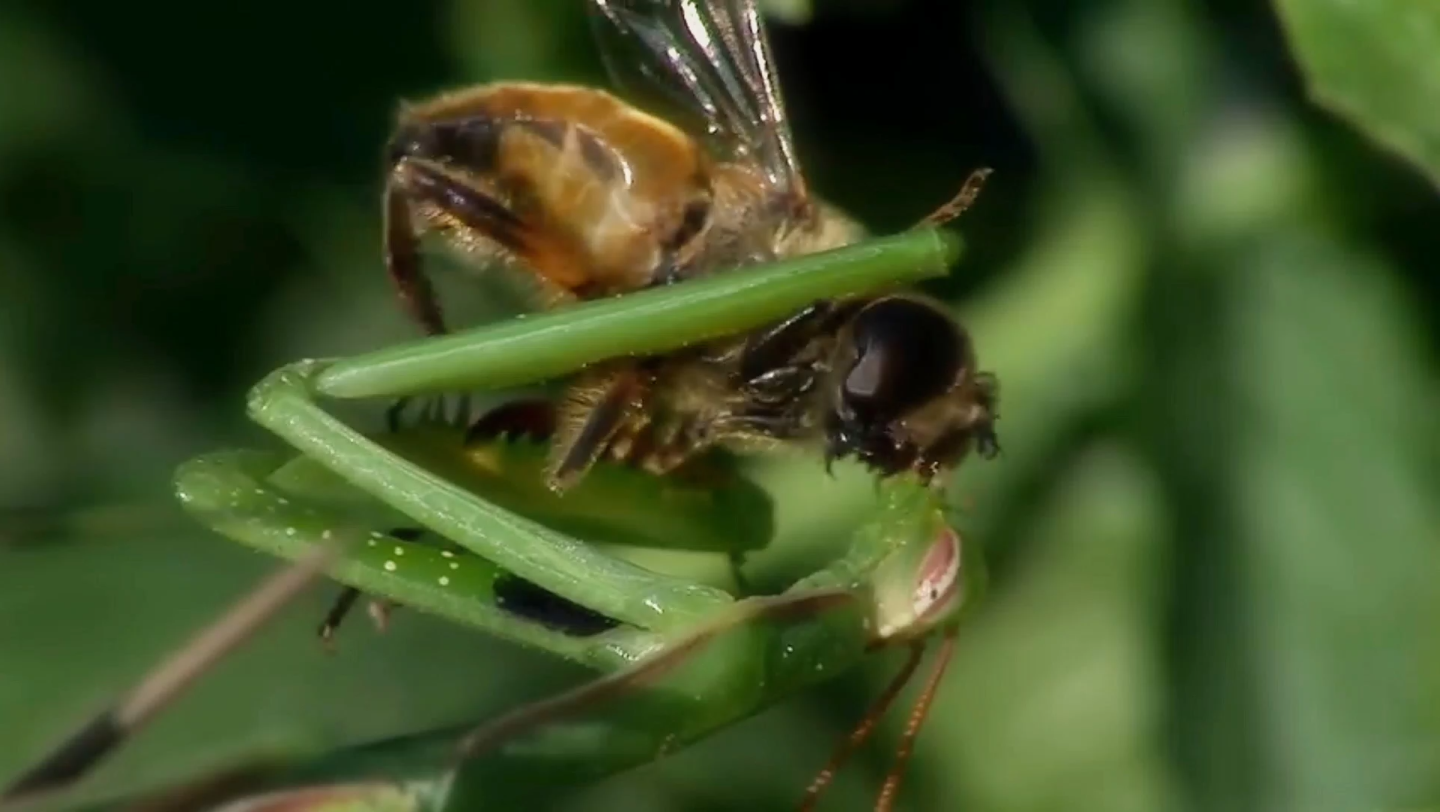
[1,0,1437,810]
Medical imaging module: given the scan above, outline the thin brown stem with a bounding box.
[1,540,342,803]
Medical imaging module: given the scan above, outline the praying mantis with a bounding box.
[2,227,993,812]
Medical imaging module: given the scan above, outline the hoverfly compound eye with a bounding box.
[842,298,964,422]
[912,525,962,620]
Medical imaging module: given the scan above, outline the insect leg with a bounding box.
[547,368,648,492]
[391,158,532,256]
[972,371,1001,459]
[384,180,448,337]
[464,398,559,444]
[311,527,427,646]
[386,153,566,433]
[316,586,360,647]
[744,364,818,398]
[710,411,812,440]
[738,300,847,381]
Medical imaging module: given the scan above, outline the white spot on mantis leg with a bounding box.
[384,561,397,572]
[449,562,459,570]
[321,530,333,540]
[441,551,454,558]
[285,527,297,537]
[438,576,450,586]
[393,547,405,556]
[367,539,378,547]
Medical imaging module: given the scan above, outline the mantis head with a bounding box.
[866,476,987,646]
[800,475,988,812]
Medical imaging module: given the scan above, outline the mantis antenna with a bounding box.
[876,627,961,812]
[798,642,925,810]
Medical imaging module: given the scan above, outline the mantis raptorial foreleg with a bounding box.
[231,229,964,638]
[311,228,960,401]
[3,228,971,807]
[443,474,979,810]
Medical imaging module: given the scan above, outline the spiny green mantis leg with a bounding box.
[315,228,960,399]
[0,439,776,810]
[233,226,965,639]
[197,476,986,812]
[444,476,987,811]
[175,437,742,669]
[8,479,981,812]
[0,229,965,806]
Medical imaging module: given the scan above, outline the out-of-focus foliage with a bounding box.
[0,1,1437,811]
[1275,0,1440,187]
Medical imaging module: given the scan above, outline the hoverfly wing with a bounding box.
[587,0,809,206]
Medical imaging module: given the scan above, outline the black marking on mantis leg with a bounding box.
[318,524,622,640]
[493,573,622,637]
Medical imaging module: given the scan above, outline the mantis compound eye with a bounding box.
[912,525,962,621]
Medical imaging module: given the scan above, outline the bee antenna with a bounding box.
[798,642,925,812]
[916,167,993,228]
[874,627,959,812]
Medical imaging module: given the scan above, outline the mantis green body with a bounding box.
[4,229,986,811]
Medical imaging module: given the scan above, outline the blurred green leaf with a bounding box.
[0,9,116,162]
[1151,231,1440,812]
[1275,0,1440,186]
[937,448,1176,812]
[760,0,813,25]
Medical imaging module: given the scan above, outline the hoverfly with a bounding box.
[381,0,1000,493]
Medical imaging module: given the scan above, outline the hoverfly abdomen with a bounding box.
[383,83,717,333]
[386,115,504,174]
[378,0,999,493]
